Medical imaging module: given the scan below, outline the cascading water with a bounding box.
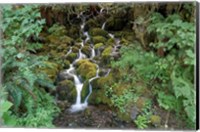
[63,10,118,113]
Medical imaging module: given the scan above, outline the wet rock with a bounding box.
[56,80,76,102]
[111,51,121,61]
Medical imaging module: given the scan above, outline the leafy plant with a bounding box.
[1,5,59,127]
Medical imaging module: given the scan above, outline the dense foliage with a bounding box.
[0,5,59,127]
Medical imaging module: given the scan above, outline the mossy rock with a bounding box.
[91,74,114,91]
[41,61,59,81]
[117,110,132,122]
[106,38,115,46]
[94,43,104,50]
[60,36,74,45]
[56,80,76,102]
[89,28,108,38]
[67,25,80,39]
[72,47,79,53]
[56,43,67,52]
[76,38,83,43]
[81,80,90,103]
[85,19,100,31]
[150,115,161,126]
[76,59,97,80]
[66,53,77,63]
[81,46,91,57]
[101,46,113,64]
[88,88,111,105]
[92,36,107,44]
[63,60,70,69]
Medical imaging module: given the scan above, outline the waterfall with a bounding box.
[101,22,106,30]
[63,11,119,113]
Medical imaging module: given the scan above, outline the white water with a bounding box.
[65,11,119,113]
[101,22,106,30]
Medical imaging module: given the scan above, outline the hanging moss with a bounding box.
[81,80,89,102]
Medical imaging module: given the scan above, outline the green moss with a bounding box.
[89,28,108,37]
[94,43,104,50]
[106,38,115,46]
[117,110,132,122]
[66,53,77,63]
[120,38,130,46]
[72,47,79,53]
[150,115,161,126]
[63,60,70,69]
[101,46,112,64]
[92,36,107,44]
[81,80,89,102]
[57,80,76,102]
[77,59,97,80]
[67,25,80,39]
[102,46,112,57]
[81,46,91,57]
[60,36,74,45]
[85,19,100,30]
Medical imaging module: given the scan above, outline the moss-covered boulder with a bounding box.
[94,43,104,50]
[72,47,79,53]
[89,28,108,38]
[56,80,76,102]
[106,38,115,46]
[150,115,161,126]
[76,59,97,80]
[63,60,70,69]
[81,80,90,102]
[101,46,113,64]
[67,25,80,39]
[81,46,91,58]
[92,36,107,44]
[66,53,77,63]
[85,19,100,31]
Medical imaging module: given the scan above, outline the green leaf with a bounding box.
[0,100,13,113]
